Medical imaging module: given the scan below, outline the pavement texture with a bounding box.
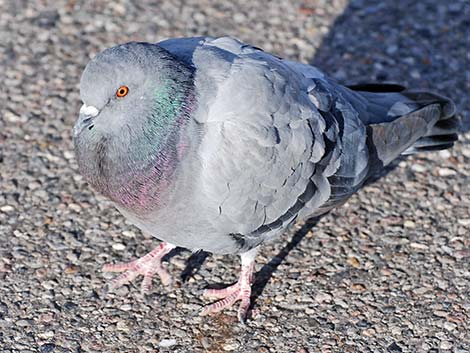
[0,0,469,352]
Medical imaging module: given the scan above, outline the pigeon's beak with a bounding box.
[74,104,100,137]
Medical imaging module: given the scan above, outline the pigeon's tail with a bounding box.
[346,83,459,166]
[398,91,459,155]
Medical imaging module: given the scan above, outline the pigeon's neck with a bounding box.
[79,90,197,214]
[117,90,196,213]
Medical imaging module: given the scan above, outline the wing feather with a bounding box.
[160,36,371,252]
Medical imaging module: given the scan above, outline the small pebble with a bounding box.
[457,219,470,226]
[158,339,177,348]
[437,167,457,177]
[411,164,427,173]
[439,341,452,350]
[0,205,15,213]
[112,243,126,251]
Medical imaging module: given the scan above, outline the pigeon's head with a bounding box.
[73,42,195,210]
[75,42,194,138]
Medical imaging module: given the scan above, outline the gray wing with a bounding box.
[286,72,371,212]
[161,37,440,254]
[154,37,455,255]
[170,37,366,252]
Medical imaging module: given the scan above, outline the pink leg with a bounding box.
[103,242,176,294]
[201,247,258,322]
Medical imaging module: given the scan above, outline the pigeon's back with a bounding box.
[148,36,457,254]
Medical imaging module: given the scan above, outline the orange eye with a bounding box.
[116,85,129,98]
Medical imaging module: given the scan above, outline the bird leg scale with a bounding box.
[103,242,175,294]
[201,247,258,322]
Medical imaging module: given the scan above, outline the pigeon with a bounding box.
[74,36,459,321]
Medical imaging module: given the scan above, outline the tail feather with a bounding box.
[400,90,459,154]
[402,134,458,155]
[347,84,459,165]
[430,117,461,136]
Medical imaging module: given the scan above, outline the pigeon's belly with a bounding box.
[116,204,244,255]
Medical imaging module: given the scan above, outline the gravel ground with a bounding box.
[1,0,469,352]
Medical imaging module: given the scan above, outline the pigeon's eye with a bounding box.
[116,85,129,98]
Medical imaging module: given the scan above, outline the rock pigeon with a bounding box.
[74,36,459,321]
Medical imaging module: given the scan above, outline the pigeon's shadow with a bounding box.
[310,0,468,132]
[249,217,321,309]
[180,250,209,282]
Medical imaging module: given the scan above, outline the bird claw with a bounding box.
[102,242,175,294]
[201,281,252,322]
[200,254,255,322]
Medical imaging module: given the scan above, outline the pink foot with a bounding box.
[103,242,175,294]
[201,248,258,322]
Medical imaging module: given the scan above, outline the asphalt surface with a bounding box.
[0,0,469,352]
